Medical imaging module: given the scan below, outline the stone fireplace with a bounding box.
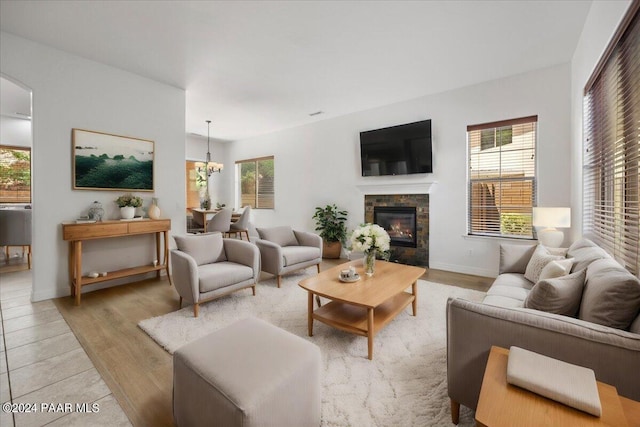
[365,194,429,267]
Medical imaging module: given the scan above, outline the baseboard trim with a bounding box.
[428,261,496,278]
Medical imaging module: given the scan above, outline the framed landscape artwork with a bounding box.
[72,128,154,191]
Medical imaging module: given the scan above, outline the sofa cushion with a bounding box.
[524,269,586,317]
[257,226,299,247]
[174,233,227,266]
[579,258,640,330]
[281,246,321,267]
[487,285,530,302]
[499,244,536,274]
[483,274,533,307]
[198,262,254,293]
[492,273,535,290]
[567,238,610,272]
[539,258,574,280]
[482,295,525,308]
[524,245,563,283]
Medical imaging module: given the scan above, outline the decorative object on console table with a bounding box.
[533,207,571,248]
[312,204,348,259]
[148,197,161,220]
[115,193,143,219]
[349,223,390,277]
[87,201,104,221]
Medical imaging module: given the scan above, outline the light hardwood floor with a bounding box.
[54,259,493,426]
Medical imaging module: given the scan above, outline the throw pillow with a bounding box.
[524,245,564,283]
[174,233,227,266]
[524,269,586,317]
[546,247,569,257]
[256,226,299,247]
[578,258,640,330]
[499,244,537,274]
[538,258,575,281]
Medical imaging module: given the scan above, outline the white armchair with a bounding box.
[255,226,322,288]
[171,233,260,317]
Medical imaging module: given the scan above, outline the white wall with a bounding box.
[570,0,631,241]
[0,115,31,147]
[225,63,572,277]
[0,32,186,301]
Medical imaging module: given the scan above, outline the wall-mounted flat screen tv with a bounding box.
[360,119,432,176]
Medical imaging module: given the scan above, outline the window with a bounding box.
[583,3,639,276]
[468,116,537,239]
[480,127,513,151]
[0,145,31,204]
[236,156,274,209]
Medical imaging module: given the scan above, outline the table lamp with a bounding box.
[532,207,571,248]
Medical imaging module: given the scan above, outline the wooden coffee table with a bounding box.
[299,260,425,360]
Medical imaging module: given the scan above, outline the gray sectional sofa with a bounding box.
[446,238,640,424]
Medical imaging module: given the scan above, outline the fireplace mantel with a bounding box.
[356,180,437,195]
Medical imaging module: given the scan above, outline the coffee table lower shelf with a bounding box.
[310,292,414,358]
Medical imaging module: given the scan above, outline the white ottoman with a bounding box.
[173,317,321,427]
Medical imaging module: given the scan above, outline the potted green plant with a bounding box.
[115,193,143,219]
[312,204,348,259]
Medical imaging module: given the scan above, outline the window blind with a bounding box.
[467,116,538,239]
[583,1,640,276]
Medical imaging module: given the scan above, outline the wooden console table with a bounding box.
[62,218,172,305]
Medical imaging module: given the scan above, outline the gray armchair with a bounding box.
[255,226,322,288]
[171,233,260,317]
[0,208,32,269]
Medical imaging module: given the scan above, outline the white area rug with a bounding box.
[139,268,485,426]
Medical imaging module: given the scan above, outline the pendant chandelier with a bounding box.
[198,120,224,178]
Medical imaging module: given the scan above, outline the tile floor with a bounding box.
[0,259,131,427]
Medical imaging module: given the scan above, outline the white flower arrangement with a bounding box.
[349,223,391,253]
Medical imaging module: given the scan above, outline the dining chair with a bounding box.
[0,208,32,269]
[226,205,251,241]
[206,208,232,233]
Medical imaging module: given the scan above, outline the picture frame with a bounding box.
[72,128,154,192]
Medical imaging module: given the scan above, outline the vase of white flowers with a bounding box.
[348,223,390,276]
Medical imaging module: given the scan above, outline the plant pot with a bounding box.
[120,206,135,219]
[322,240,342,259]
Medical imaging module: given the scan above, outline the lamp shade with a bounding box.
[532,207,571,228]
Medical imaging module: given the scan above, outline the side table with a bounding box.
[475,346,632,427]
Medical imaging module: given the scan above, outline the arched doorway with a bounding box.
[0,75,33,279]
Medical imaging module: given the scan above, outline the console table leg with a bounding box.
[155,232,161,279]
[74,241,82,306]
[163,230,173,286]
[68,242,75,296]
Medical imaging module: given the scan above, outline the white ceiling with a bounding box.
[0,0,592,141]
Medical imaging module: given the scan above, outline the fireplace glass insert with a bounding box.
[374,206,417,248]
